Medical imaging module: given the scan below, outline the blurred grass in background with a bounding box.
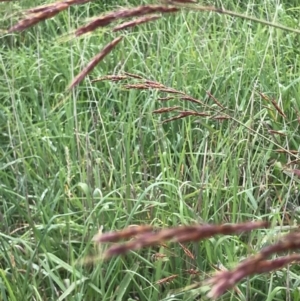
[0,0,300,300]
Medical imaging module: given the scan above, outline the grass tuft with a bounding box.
[1,0,300,300]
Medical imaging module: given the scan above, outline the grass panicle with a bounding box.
[67,36,123,90]
[94,221,269,258]
[75,5,179,37]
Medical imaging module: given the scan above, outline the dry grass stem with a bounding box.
[275,149,298,154]
[159,88,185,95]
[75,5,178,36]
[207,232,300,298]
[123,72,143,79]
[144,80,165,87]
[93,225,153,243]
[91,75,128,83]
[208,254,300,299]
[94,221,268,258]
[255,254,300,273]
[270,99,286,118]
[123,81,183,93]
[157,96,176,101]
[123,82,178,91]
[257,91,270,101]
[162,111,210,123]
[286,159,300,166]
[8,2,69,32]
[185,268,201,276]
[258,92,286,118]
[211,262,242,295]
[26,0,90,14]
[153,106,181,113]
[260,232,300,257]
[180,96,204,105]
[8,0,91,32]
[268,130,286,136]
[124,83,153,90]
[206,91,225,109]
[68,36,123,90]
[107,76,209,123]
[178,242,195,260]
[113,15,161,32]
[152,253,168,261]
[156,274,178,285]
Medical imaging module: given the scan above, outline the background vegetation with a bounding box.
[1,0,300,300]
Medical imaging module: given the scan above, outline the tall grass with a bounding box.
[1,0,300,300]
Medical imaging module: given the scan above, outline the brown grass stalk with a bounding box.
[275,149,298,154]
[91,75,128,83]
[257,91,270,101]
[107,76,207,117]
[185,268,200,276]
[105,75,213,123]
[93,225,153,243]
[123,83,153,90]
[208,254,300,299]
[258,92,286,118]
[270,99,286,118]
[157,96,176,101]
[8,2,69,32]
[268,130,286,136]
[124,82,186,96]
[207,232,300,298]
[8,0,91,32]
[178,242,195,260]
[26,0,90,14]
[67,36,123,90]
[113,15,161,32]
[123,72,143,79]
[180,96,204,105]
[206,91,225,109]
[156,274,178,285]
[75,5,179,36]
[94,221,268,258]
[144,80,165,87]
[162,110,210,123]
[152,106,181,113]
[159,88,186,95]
[152,253,168,261]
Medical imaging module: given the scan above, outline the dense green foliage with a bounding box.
[1,0,300,300]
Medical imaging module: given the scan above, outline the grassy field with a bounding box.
[1,0,300,300]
